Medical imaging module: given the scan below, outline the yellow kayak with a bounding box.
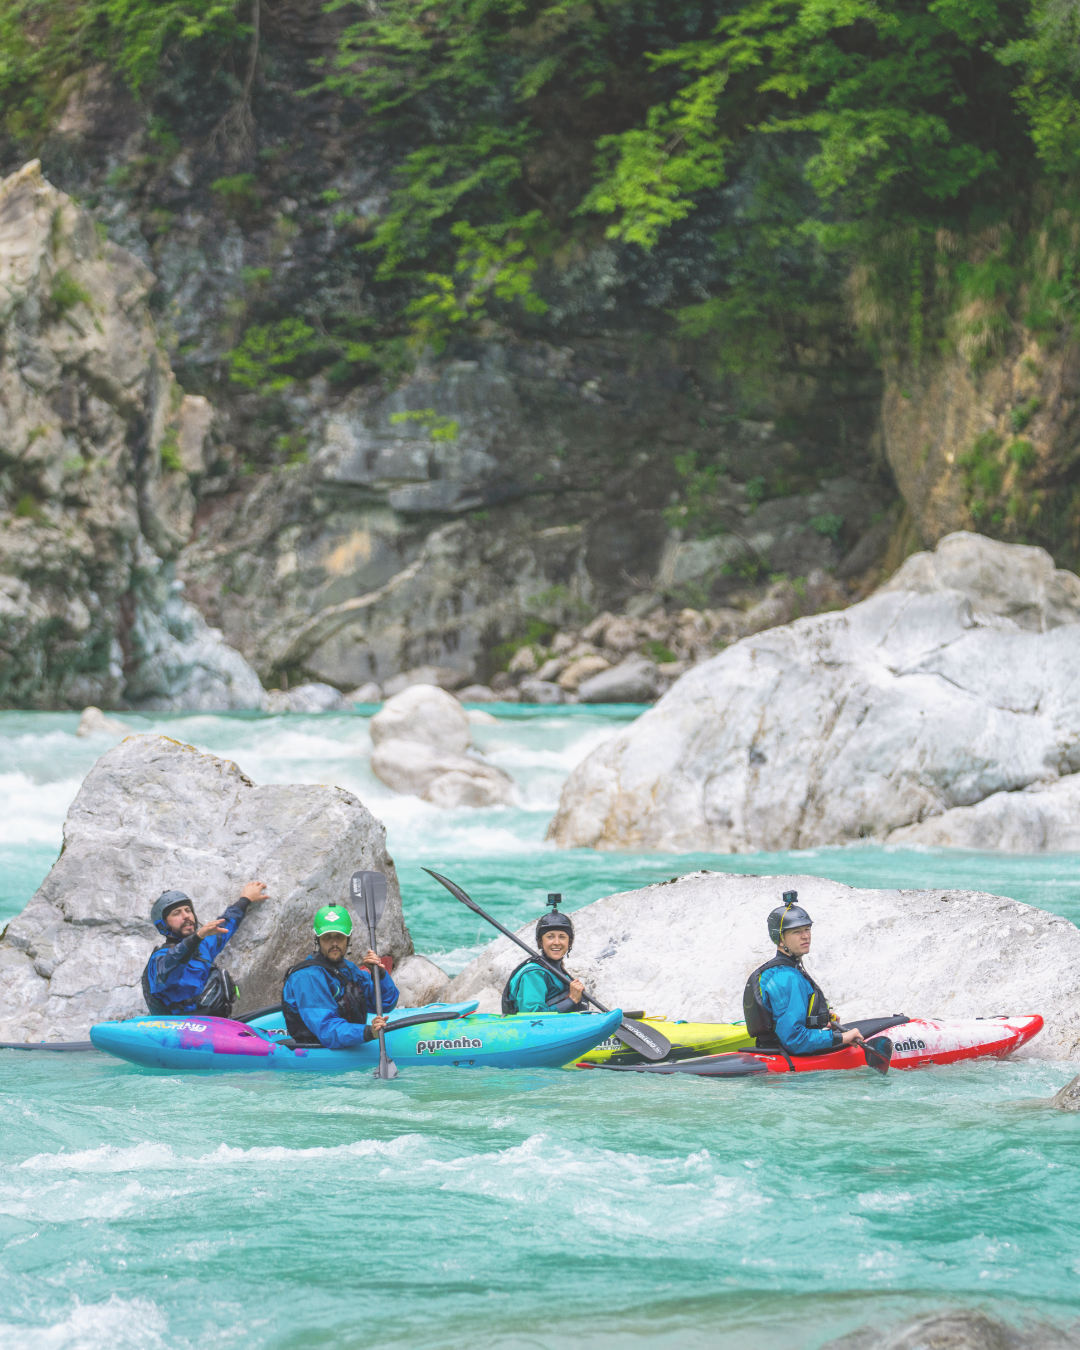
[568,1015,754,1067]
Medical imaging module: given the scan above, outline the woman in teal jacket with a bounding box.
[502,903,585,1014]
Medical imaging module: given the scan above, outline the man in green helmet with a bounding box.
[502,897,586,1014]
[281,905,399,1048]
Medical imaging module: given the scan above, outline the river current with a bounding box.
[1,707,1078,1349]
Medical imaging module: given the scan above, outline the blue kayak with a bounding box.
[89,1001,624,1073]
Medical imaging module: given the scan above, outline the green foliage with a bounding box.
[159,429,183,472]
[389,408,459,441]
[663,451,726,535]
[643,639,677,664]
[809,513,844,542]
[1008,437,1038,469]
[960,431,1006,517]
[48,269,92,316]
[210,173,259,214]
[227,319,329,392]
[1010,396,1041,430]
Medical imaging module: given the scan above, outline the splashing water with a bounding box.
[1,707,1079,1349]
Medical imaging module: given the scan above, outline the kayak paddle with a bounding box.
[860,1035,893,1075]
[352,869,397,1079]
[423,868,671,1062]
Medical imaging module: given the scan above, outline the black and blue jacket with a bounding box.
[142,900,250,1013]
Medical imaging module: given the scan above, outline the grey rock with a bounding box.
[263,682,351,713]
[0,734,411,1040]
[392,953,451,1007]
[1049,1074,1080,1110]
[518,678,565,704]
[455,684,500,702]
[577,658,658,704]
[879,530,1080,631]
[382,666,465,697]
[348,681,383,703]
[822,1310,1080,1350]
[447,870,1075,1058]
[550,536,1080,851]
[75,706,129,737]
[369,685,515,807]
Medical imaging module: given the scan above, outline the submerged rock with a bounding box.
[447,871,1077,1056]
[1049,1075,1080,1111]
[370,685,514,807]
[263,682,351,713]
[0,734,411,1040]
[550,533,1080,852]
[823,1309,1080,1349]
[75,707,129,737]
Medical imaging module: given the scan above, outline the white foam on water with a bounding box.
[0,1296,168,1350]
[15,1133,423,1174]
[0,773,82,845]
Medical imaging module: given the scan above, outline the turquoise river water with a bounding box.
[1,706,1078,1349]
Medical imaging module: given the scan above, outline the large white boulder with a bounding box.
[369,685,514,807]
[447,872,1079,1058]
[0,734,412,1041]
[549,534,1080,852]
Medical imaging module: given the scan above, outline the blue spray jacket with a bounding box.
[282,958,399,1049]
[755,961,839,1055]
[143,899,251,1013]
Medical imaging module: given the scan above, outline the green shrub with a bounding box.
[1008,438,1038,470]
[810,514,844,542]
[48,269,92,316]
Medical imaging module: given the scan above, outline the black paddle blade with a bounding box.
[424,868,479,911]
[862,1036,893,1075]
[588,1051,769,1078]
[615,1018,672,1062]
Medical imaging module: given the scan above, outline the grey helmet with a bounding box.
[152,890,195,935]
[768,890,813,946]
[536,893,574,951]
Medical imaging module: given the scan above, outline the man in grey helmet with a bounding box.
[742,891,865,1055]
[142,882,268,1016]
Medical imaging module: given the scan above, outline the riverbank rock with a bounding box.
[75,706,130,737]
[370,685,515,807]
[0,734,412,1041]
[392,954,451,1007]
[550,532,1080,852]
[0,160,263,712]
[263,682,351,713]
[447,872,1079,1058]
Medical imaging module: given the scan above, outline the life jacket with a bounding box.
[282,954,369,1046]
[140,945,237,1017]
[742,952,833,1049]
[501,958,574,1015]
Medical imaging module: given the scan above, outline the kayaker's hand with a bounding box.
[370,1015,388,1034]
[196,917,229,939]
[241,880,269,903]
[841,1029,865,1046]
[568,978,585,1004]
[362,948,384,969]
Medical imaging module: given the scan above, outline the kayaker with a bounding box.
[142,882,268,1016]
[281,905,398,1048]
[742,892,865,1055]
[502,895,586,1014]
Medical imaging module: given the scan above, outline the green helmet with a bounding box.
[313,905,353,938]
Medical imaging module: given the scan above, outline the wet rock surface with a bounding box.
[369,685,515,807]
[824,1309,1080,1349]
[550,533,1080,851]
[447,871,1077,1057]
[0,734,411,1040]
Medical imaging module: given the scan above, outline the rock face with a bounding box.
[0,161,263,711]
[391,954,451,1008]
[550,533,1080,852]
[447,872,1080,1058]
[370,685,515,807]
[0,734,412,1040]
[824,1309,1080,1350]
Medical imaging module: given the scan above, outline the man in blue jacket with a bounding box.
[282,905,399,1048]
[743,892,865,1056]
[142,881,268,1015]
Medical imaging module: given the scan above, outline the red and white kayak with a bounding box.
[581,1013,1044,1078]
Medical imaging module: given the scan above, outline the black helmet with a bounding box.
[768,890,813,946]
[152,890,195,935]
[536,893,574,951]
